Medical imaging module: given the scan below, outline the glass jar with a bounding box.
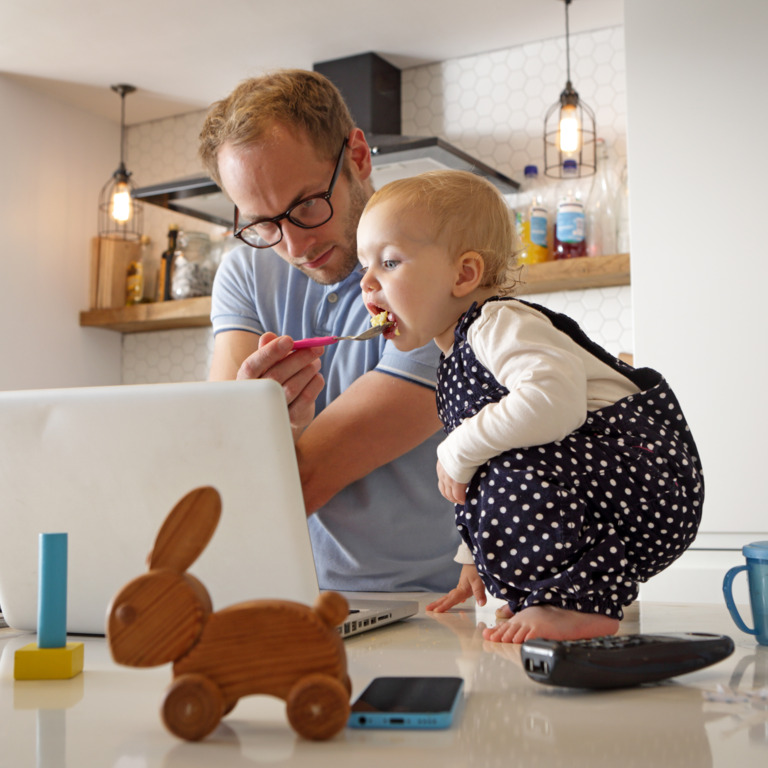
[171,232,217,299]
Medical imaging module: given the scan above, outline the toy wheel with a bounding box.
[286,673,350,740]
[162,673,224,741]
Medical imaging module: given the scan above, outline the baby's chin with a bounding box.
[390,331,431,353]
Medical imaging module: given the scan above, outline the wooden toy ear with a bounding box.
[148,486,222,573]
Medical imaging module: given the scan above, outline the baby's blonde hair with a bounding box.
[364,170,519,292]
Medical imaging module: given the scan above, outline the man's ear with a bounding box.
[452,251,485,297]
[346,128,373,182]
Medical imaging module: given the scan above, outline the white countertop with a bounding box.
[1,595,766,767]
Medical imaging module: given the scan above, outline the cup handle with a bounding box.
[723,565,756,635]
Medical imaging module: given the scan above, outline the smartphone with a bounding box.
[348,676,464,729]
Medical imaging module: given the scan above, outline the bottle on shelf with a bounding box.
[615,161,631,254]
[157,225,180,302]
[515,164,550,264]
[585,139,618,258]
[553,159,586,259]
[125,235,149,306]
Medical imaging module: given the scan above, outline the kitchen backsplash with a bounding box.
[123,24,630,384]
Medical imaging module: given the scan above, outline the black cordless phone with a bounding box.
[521,632,734,689]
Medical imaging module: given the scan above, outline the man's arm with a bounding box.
[210,330,441,517]
[208,329,260,381]
[296,370,442,516]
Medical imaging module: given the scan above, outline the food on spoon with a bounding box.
[370,310,399,335]
[370,310,389,327]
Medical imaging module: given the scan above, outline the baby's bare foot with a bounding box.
[483,605,619,644]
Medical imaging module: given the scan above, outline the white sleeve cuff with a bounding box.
[454,541,475,565]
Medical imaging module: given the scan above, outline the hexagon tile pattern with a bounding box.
[122,329,214,384]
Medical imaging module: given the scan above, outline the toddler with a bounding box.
[356,170,703,643]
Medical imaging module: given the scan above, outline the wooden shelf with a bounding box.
[517,252,630,296]
[78,253,630,332]
[79,296,212,333]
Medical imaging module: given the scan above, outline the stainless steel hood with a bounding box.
[133,176,232,228]
[133,52,519,228]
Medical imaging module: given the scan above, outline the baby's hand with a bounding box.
[436,459,468,504]
[426,565,486,612]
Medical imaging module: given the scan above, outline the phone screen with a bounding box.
[348,676,464,729]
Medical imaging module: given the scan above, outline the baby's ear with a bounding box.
[452,251,484,297]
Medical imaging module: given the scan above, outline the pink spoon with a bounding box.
[292,323,393,349]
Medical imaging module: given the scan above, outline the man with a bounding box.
[198,70,460,592]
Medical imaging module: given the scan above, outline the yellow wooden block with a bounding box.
[14,642,84,680]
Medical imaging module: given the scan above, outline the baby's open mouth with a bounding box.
[369,306,399,337]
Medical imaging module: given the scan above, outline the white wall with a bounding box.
[0,77,122,390]
[624,0,768,541]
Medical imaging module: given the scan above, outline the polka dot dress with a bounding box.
[436,298,704,619]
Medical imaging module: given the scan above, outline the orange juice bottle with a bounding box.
[516,165,550,264]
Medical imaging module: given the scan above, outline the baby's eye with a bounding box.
[382,259,399,270]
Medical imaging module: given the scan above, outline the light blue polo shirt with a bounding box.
[211,245,461,592]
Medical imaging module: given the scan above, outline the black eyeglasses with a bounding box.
[233,138,348,249]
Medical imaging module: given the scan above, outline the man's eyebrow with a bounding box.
[242,183,320,224]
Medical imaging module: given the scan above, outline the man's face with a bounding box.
[218,125,370,285]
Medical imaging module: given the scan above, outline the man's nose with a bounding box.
[281,221,318,257]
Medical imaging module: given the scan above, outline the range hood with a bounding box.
[133,52,519,229]
[133,176,234,228]
[315,53,519,195]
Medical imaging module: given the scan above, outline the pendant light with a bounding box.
[98,84,143,240]
[543,0,596,179]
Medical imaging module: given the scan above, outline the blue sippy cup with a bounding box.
[723,541,768,646]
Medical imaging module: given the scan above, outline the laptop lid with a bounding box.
[0,380,323,634]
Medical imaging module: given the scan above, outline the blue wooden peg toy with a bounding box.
[14,533,84,680]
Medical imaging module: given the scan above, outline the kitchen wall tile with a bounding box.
[122,24,631,385]
[401,25,628,180]
[122,328,213,384]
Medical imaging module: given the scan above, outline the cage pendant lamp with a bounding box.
[99,84,143,240]
[543,0,596,179]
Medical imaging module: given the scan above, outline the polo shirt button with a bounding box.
[327,293,338,303]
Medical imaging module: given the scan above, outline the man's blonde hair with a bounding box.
[364,170,519,291]
[199,70,355,186]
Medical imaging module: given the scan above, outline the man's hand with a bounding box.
[436,459,468,504]
[209,329,325,440]
[426,564,486,612]
[235,332,325,439]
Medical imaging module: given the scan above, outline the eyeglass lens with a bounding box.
[241,197,333,247]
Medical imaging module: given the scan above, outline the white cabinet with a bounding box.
[625,0,768,600]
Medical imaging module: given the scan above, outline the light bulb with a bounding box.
[110,182,133,223]
[559,104,581,154]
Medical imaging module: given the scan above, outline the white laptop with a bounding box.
[0,380,416,638]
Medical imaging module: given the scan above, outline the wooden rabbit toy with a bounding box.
[106,486,351,742]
